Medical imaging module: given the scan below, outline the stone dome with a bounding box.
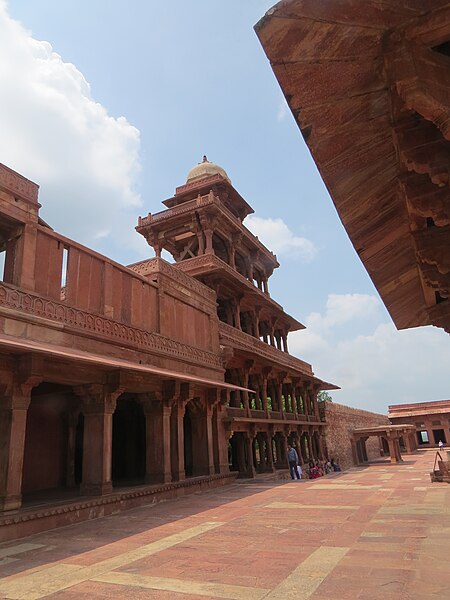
[186,156,231,184]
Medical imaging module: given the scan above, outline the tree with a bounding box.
[317,390,333,403]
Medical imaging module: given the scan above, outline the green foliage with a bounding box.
[317,390,332,403]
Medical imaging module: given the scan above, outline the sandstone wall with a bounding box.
[323,402,389,470]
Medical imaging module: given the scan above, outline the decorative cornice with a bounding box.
[128,257,216,302]
[0,282,223,369]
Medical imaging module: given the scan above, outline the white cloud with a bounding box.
[277,98,289,122]
[307,293,381,332]
[290,293,450,413]
[0,2,146,258]
[245,215,317,261]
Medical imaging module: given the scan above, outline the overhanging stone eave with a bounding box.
[256,3,436,332]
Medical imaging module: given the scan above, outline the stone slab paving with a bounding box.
[0,450,448,599]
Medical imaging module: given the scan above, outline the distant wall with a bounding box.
[324,402,389,470]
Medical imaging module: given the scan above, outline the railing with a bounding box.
[250,409,266,419]
[226,406,247,418]
[224,406,317,423]
[219,322,313,376]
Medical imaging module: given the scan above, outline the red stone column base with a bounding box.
[81,482,113,496]
[0,494,22,511]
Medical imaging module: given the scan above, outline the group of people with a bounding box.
[287,445,341,481]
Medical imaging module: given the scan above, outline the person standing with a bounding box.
[438,440,445,453]
[287,445,300,480]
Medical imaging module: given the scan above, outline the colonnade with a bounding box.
[229,426,326,478]
[227,367,321,422]
[0,375,229,512]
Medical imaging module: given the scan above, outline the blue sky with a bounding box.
[1,1,449,411]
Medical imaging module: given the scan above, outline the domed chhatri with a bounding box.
[186,155,231,184]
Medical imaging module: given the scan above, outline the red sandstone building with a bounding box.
[0,159,335,538]
[389,399,450,448]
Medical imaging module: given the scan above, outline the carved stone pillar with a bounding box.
[254,308,261,339]
[269,326,275,347]
[0,383,33,511]
[307,432,314,461]
[234,299,242,331]
[291,386,298,416]
[76,384,122,496]
[205,401,216,476]
[141,396,172,484]
[243,432,256,478]
[170,399,186,482]
[204,229,213,254]
[312,386,320,422]
[197,231,205,255]
[262,376,269,416]
[189,397,213,477]
[386,435,400,464]
[265,428,275,472]
[394,438,403,462]
[278,382,285,417]
[242,368,250,416]
[229,244,236,269]
[214,398,230,475]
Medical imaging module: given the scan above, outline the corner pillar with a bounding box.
[0,386,32,511]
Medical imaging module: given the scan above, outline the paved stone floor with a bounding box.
[0,450,448,599]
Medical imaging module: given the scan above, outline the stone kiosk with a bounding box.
[352,424,417,465]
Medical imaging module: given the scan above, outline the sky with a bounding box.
[0,0,449,412]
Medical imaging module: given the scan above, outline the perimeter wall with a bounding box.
[323,402,390,470]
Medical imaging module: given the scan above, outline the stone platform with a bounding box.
[0,473,237,543]
[0,450,449,599]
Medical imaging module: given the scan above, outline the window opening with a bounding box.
[60,246,69,300]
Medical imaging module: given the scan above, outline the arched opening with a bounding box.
[112,396,145,486]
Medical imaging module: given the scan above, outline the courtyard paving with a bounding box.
[0,450,448,599]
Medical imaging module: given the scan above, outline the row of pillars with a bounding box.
[231,428,326,478]
[229,371,320,421]
[353,431,418,466]
[0,378,229,512]
[218,295,289,352]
